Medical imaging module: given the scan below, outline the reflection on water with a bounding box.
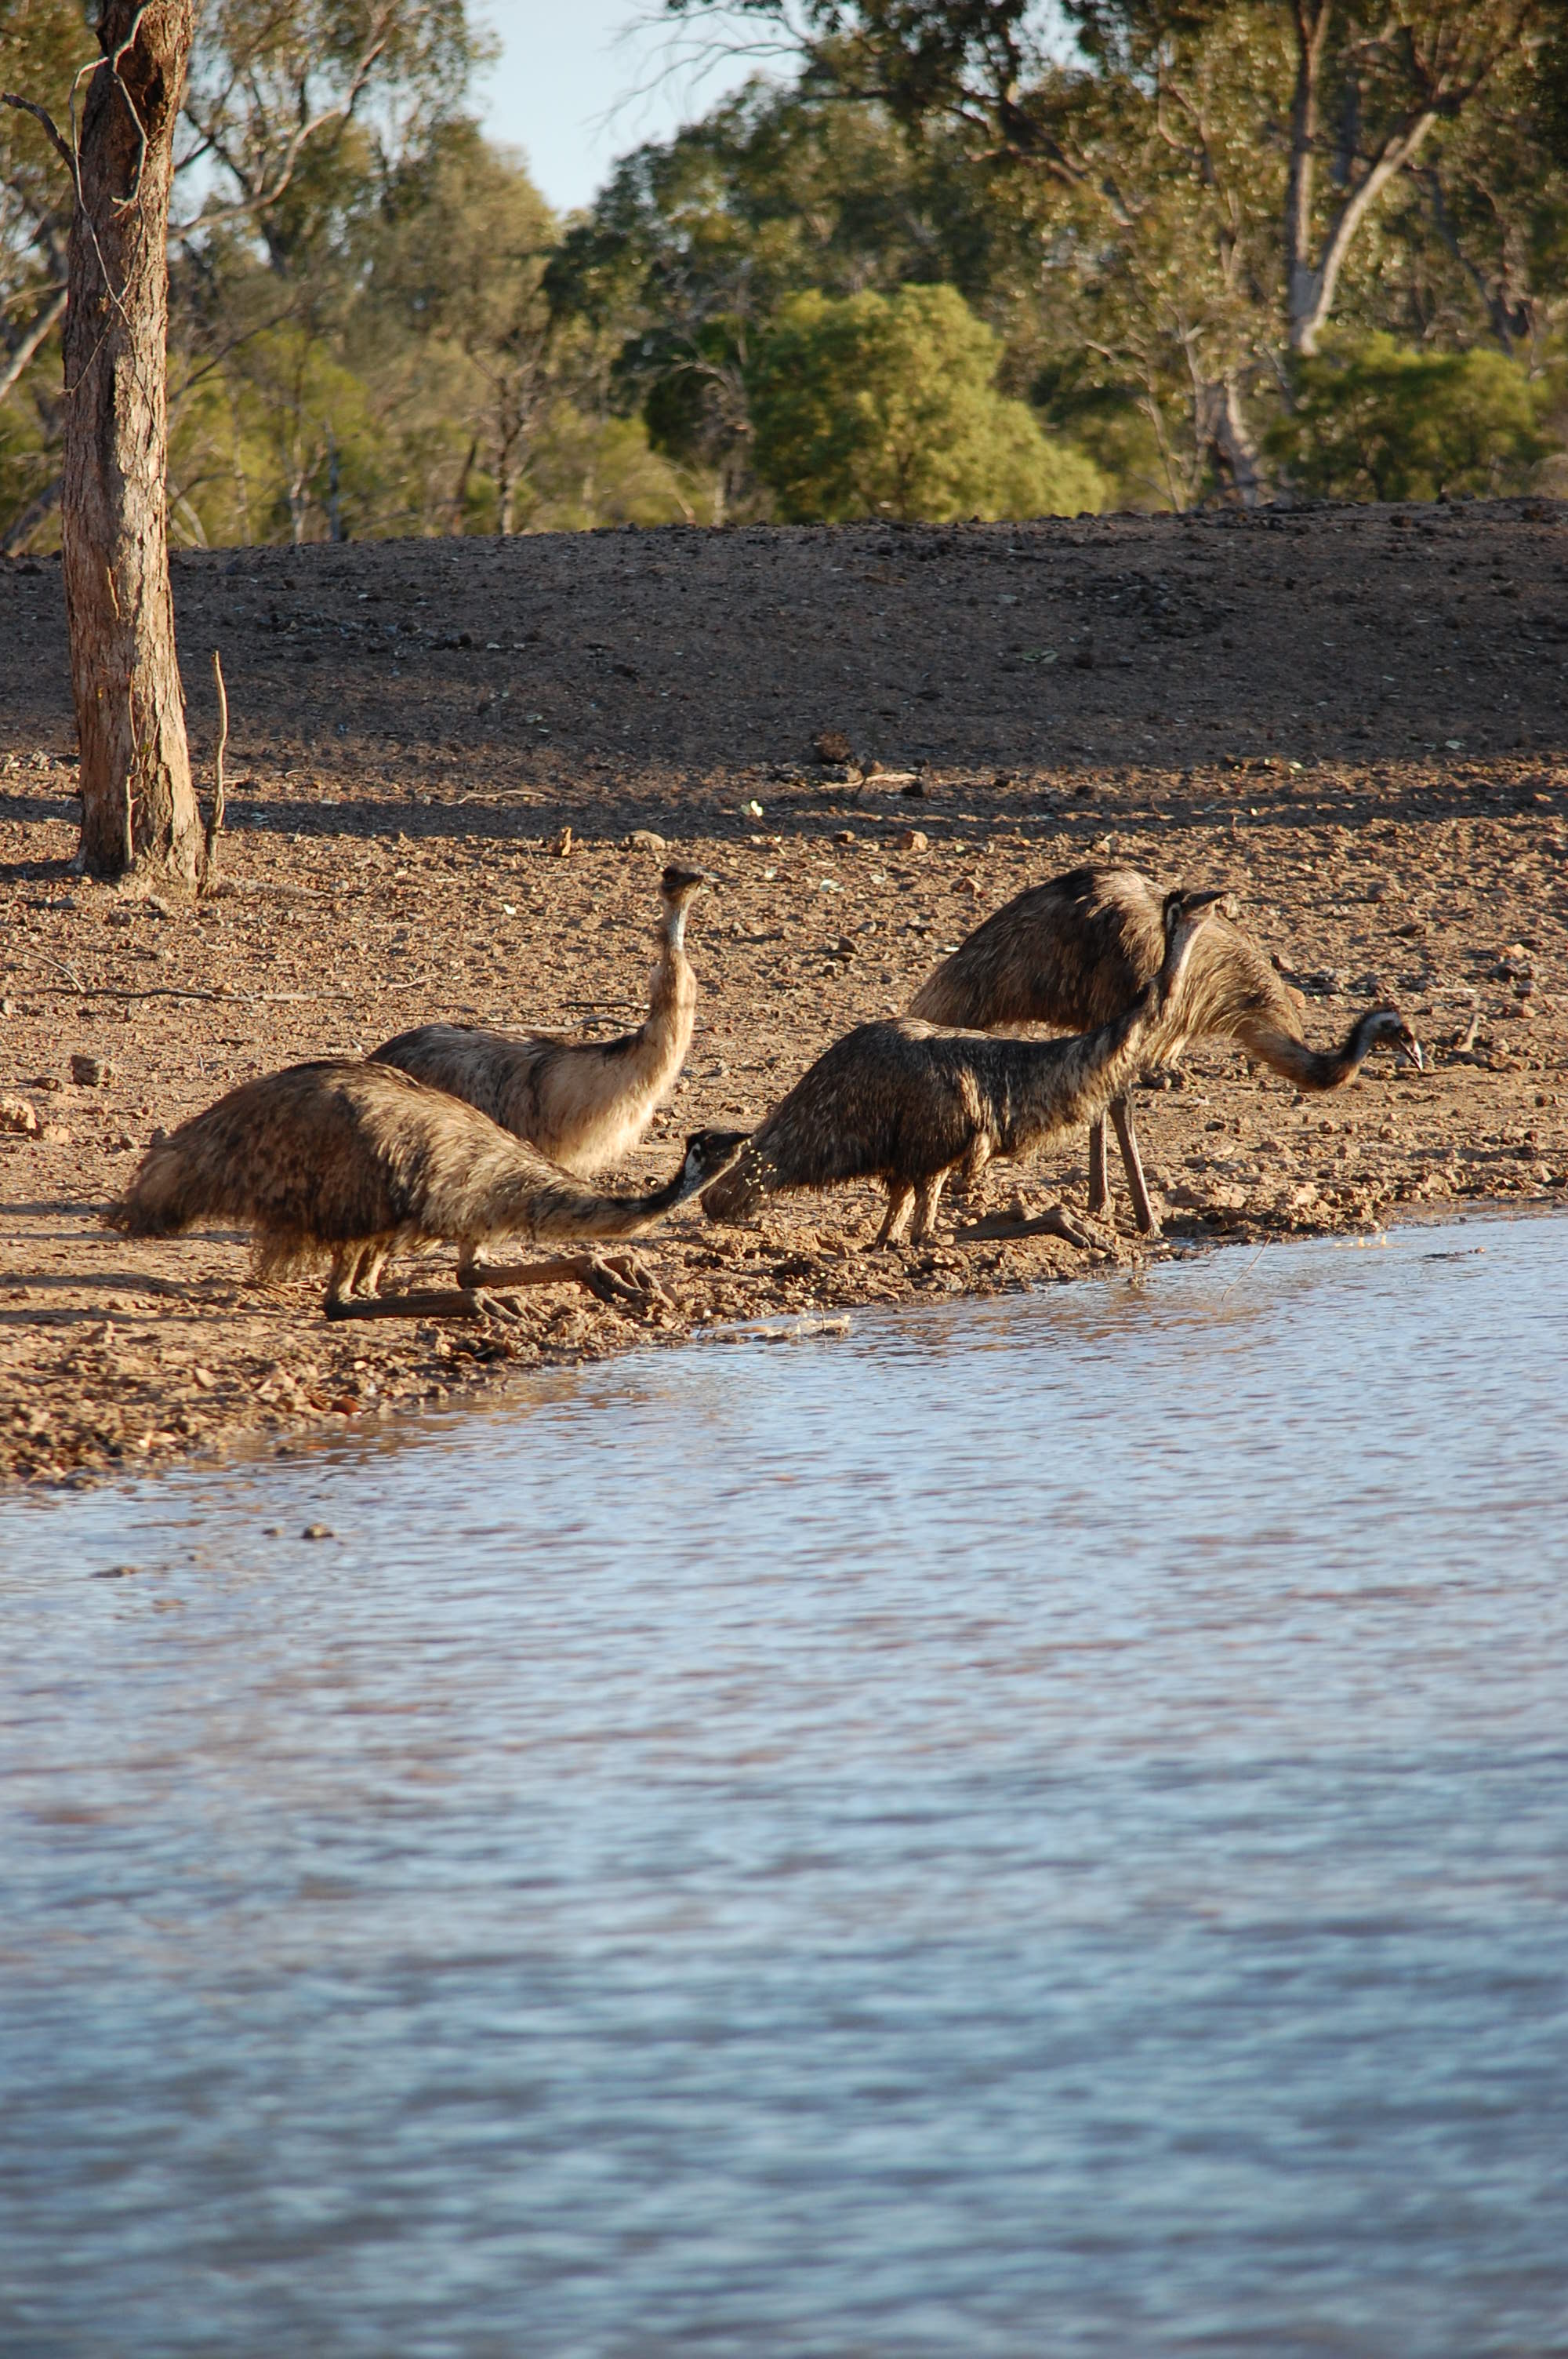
[2,1215,1567,2357]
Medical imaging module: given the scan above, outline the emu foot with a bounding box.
[953,1199,1116,1252]
[466,1251,670,1313]
[576,1252,671,1312]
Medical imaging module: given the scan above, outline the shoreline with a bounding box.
[2,504,1565,1490]
[6,1195,1563,1506]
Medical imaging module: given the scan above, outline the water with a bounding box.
[2,1214,1566,2358]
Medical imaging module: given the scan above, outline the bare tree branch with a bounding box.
[1,91,77,176]
[0,285,67,404]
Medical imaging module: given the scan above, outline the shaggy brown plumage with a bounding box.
[703,889,1225,1245]
[370,863,711,1176]
[110,1058,744,1316]
[908,863,1423,1230]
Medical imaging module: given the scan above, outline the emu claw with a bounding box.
[471,1289,528,1326]
[581,1252,670,1310]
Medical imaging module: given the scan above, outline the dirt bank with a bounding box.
[2,499,1565,1485]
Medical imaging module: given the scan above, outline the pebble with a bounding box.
[896,829,928,853]
[627,828,667,855]
[71,1053,111,1086]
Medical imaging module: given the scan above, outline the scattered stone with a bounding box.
[0,1097,40,1136]
[896,828,928,853]
[813,729,853,765]
[627,828,667,855]
[552,827,573,857]
[302,1523,335,1540]
[70,1053,111,1086]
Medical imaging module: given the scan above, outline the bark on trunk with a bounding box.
[61,0,201,884]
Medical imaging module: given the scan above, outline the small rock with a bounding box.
[302,1523,335,1541]
[813,729,853,765]
[71,1052,110,1086]
[627,828,667,855]
[552,827,573,858]
[0,1096,39,1136]
[896,829,928,853]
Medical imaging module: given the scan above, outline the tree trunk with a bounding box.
[61,0,201,884]
[1202,376,1265,507]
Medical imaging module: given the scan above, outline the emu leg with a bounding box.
[909,1170,949,1245]
[951,1135,993,1209]
[325,1286,524,1324]
[1110,1094,1160,1236]
[463,1252,669,1310]
[873,1184,915,1249]
[1087,1118,1111,1216]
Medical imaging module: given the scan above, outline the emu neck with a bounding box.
[1003,989,1156,1154]
[493,1158,698,1247]
[1239,1012,1372,1092]
[646,906,695,1029]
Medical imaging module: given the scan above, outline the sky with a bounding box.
[471,1,783,216]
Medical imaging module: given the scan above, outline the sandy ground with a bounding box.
[2,497,1565,1486]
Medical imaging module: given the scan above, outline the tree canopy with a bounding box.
[752,284,1107,518]
[3,0,1562,547]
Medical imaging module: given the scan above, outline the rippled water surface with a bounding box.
[3,1214,1567,2357]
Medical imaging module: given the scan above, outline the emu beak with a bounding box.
[1402,1036,1425,1072]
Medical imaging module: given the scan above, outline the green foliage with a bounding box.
[750,284,1106,520]
[1271,333,1547,501]
[6,0,1568,545]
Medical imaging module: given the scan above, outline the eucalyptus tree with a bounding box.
[2,0,479,881]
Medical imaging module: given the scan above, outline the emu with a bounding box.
[702,888,1227,1246]
[370,863,712,1176]
[109,1059,745,1319]
[909,863,1422,1233]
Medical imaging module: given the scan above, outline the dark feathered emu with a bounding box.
[369,863,712,1176]
[702,889,1228,1246]
[908,862,1423,1232]
[109,1059,746,1319]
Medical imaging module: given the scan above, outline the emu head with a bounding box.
[660,864,714,946]
[1359,1006,1424,1071]
[1157,885,1237,1001]
[681,1128,749,1187]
